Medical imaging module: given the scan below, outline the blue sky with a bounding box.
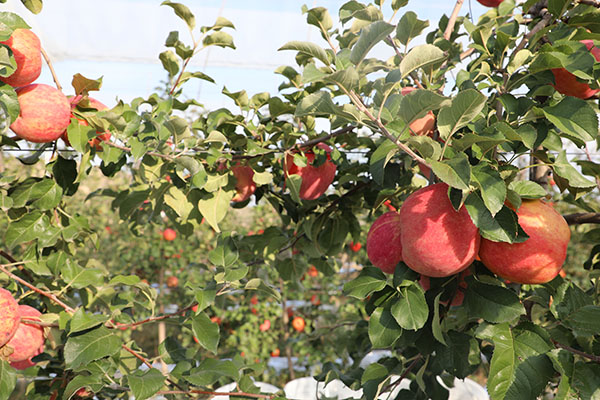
[3,0,492,109]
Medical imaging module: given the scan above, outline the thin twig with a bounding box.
[20,317,59,328]
[109,303,197,329]
[157,390,276,398]
[0,264,75,314]
[121,344,185,391]
[40,46,62,92]
[444,0,464,41]
[105,141,175,162]
[563,213,600,225]
[514,9,553,53]
[552,340,600,363]
[380,354,423,394]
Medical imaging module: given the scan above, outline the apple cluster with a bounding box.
[0,28,110,146]
[367,183,571,286]
[0,288,46,369]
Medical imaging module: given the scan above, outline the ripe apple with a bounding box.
[310,294,321,306]
[367,211,403,274]
[0,29,41,87]
[270,348,280,357]
[6,305,45,362]
[61,95,111,150]
[74,388,92,398]
[286,307,294,319]
[307,265,318,277]
[166,276,178,288]
[259,319,271,332]
[291,316,305,332]
[250,307,258,315]
[231,163,256,202]
[210,316,222,325]
[162,228,177,241]
[479,199,570,284]
[349,241,362,252]
[9,344,43,370]
[552,40,600,99]
[191,304,199,313]
[476,0,504,6]
[400,183,480,277]
[285,143,336,200]
[10,84,71,143]
[250,295,258,305]
[0,288,20,348]
[401,87,436,136]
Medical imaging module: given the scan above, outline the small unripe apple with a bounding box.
[401,87,436,136]
[0,29,41,87]
[61,96,111,150]
[552,40,600,99]
[162,228,177,241]
[166,276,179,288]
[210,316,222,325]
[292,316,305,332]
[231,163,256,202]
[367,211,403,274]
[0,288,20,348]
[10,84,71,143]
[6,305,45,362]
[476,0,504,6]
[479,199,570,284]
[400,183,480,277]
[285,143,336,200]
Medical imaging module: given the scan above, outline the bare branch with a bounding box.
[563,213,600,225]
[514,8,553,53]
[444,0,465,41]
[40,46,62,92]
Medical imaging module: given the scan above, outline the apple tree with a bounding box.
[1,0,600,399]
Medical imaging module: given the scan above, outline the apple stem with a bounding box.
[40,46,62,92]
[0,263,75,314]
[444,0,464,41]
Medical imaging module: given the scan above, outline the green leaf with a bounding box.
[0,12,30,40]
[185,359,238,386]
[5,211,47,248]
[159,50,179,77]
[472,164,506,216]
[203,31,235,49]
[208,237,238,267]
[71,73,102,95]
[396,12,429,46]
[128,368,166,400]
[20,0,42,14]
[391,283,428,330]
[164,187,193,221]
[244,278,281,302]
[64,327,121,370]
[197,189,234,233]
[464,279,524,323]
[30,179,63,210]
[190,312,219,354]
[326,67,359,90]
[563,305,600,336]
[400,44,445,79]
[69,309,109,334]
[343,267,387,299]
[437,89,487,141]
[0,83,19,124]
[573,362,600,400]
[368,308,402,349]
[542,97,598,145]
[370,140,397,186]
[398,89,449,126]
[295,91,338,117]
[350,21,395,65]
[428,153,471,191]
[432,293,447,346]
[0,360,16,400]
[194,282,216,312]
[279,41,330,66]
[508,181,546,199]
[304,6,333,32]
[465,195,523,243]
[161,1,195,30]
[552,151,596,190]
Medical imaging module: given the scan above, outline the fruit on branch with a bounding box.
[552,40,600,99]
[400,183,480,277]
[479,199,570,284]
[401,87,436,137]
[61,96,111,150]
[210,316,222,324]
[0,29,41,87]
[74,388,92,398]
[9,344,43,370]
[270,348,280,357]
[250,295,258,305]
[6,305,45,362]
[0,288,20,348]
[231,163,256,202]
[307,265,318,277]
[162,228,177,241]
[292,316,305,332]
[476,0,504,6]
[259,319,271,331]
[367,211,403,274]
[166,276,178,288]
[10,84,71,143]
[310,294,320,306]
[419,270,470,307]
[285,143,336,200]
[349,241,362,252]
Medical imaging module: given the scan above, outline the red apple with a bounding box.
[210,316,222,325]
[166,276,178,288]
[162,228,177,241]
[250,295,258,305]
[401,87,436,137]
[270,348,280,357]
[6,305,45,362]
[0,29,41,87]
[259,319,271,332]
[383,200,396,212]
[400,183,480,277]
[0,288,20,348]
[231,163,256,202]
[61,95,111,150]
[10,344,43,370]
[292,316,305,332]
[191,304,199,313]
[310,294,321,306]
[552,40,600,99]
[476,0,504,6]
[349,241,362,252]
[285,143,336,200]
[10,84,71,143]
[367,211,403,274]
[479,199,570,284]
[307,265,318,277]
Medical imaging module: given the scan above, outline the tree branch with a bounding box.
[444,0,464,41]
[40,46,62,92]
[552,340,600,363]
[380,354,423,395]
[563,213,600,225]
[514,8,553,53]
[577,0,600,7]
